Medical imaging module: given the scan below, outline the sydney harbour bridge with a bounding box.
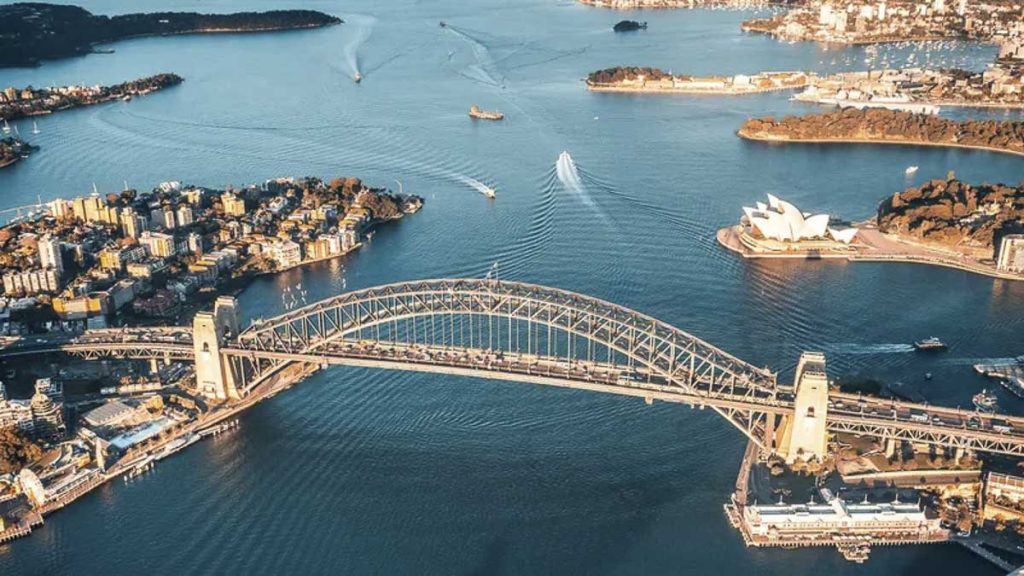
[3,278,1024,460]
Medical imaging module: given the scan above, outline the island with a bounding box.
[716,180,1024,281]
[1,74,184,121]
[0,3,342,68]
[613,20,648,32]
[793,67,1024,111]
[738,108,1024,158]
[0,137,37,169]
[587,66,809,94]
[741,0,1023,47]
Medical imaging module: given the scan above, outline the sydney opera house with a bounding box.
[739,194,859,249]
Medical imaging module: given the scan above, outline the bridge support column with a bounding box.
[779,352,830,463]
[193,297,242,401]
[885,437,897,459]
[149,358,159,374]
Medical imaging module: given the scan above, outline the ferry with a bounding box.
[972,389,998,413]
[468,105,503,121]
[905,165,918,175]
[913,337,947,352]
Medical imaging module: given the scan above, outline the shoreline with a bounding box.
[587,83,804,95]
[740,25,964,46]
[737,129,1024,159]
[716,226,1024,282]
[1,75,183,122]
[3,361,320,543]
[792,96,1024,112]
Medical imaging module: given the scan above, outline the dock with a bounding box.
[975,359,1024,397]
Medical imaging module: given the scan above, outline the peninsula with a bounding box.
[0,173,423,544]
[741,0,1023,46]
[0,176,422,325]
[1,74,184,121]
[0,3,342,68]
[738,108,1024,157]
[587,67,809,94]
[793,66,1024,111]
[0,137,37,169]
[717,181,1024,281]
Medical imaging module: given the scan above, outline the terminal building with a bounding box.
[997,234,1024,273]
[736,489,946,561]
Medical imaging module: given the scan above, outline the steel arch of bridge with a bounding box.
[229,278,780,444]
[235,278,777,394]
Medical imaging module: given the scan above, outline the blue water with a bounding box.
[0,1,1020,573]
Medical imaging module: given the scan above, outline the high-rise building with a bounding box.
[997,235,1024,273]
[49,198,72,221]
[38,235,63,276]
[176,204,194,227]
[187,231,204,255]
[222,192,247,217]
[160,206,176,230]
[139,231,176,258]
[30,378,65,443]
[121,208,148,239]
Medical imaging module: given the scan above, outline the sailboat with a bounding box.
[31,121,40,135]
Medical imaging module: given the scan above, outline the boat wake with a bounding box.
[555,151,608,223]
[937,356,1019,367]
[342,15,375,81]
[441,23,503,87]
[823,343,916,355]
[452,172,497,198]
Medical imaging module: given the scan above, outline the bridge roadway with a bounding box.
[222,339,1024,456]
[3,307,1024,456]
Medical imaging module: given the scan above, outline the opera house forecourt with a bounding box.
[716,194,1024,282]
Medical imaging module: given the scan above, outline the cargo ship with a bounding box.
[469,105,503,121]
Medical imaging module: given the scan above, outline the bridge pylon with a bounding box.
[193,297,242,401]
[778,352,830,463]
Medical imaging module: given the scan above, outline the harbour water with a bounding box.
[1,0,1023,573]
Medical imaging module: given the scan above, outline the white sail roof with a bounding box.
[742,195,853,243]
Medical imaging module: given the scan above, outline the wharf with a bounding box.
[975,360,1024,397]
[0,511,43,544]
